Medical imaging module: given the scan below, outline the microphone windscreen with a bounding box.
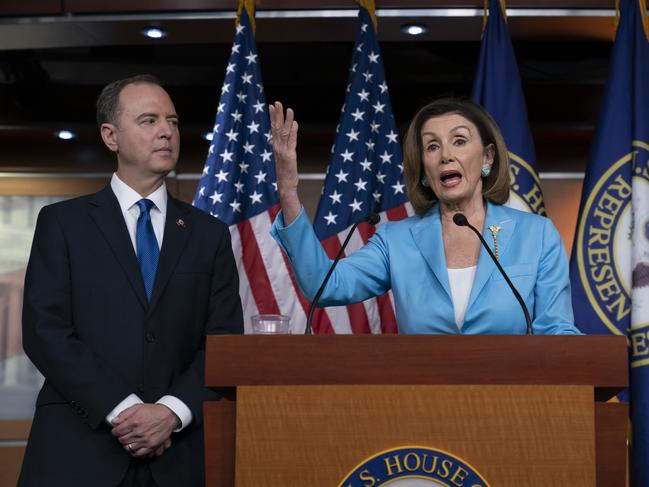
[453,213,469,227]
[365,213,380,225]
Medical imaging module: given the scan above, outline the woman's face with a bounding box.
[420,113,494,208]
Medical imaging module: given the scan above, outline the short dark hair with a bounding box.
[402,97,510,215]
[96,74,162,127]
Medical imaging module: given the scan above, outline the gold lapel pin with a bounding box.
[176,219,186,228]
[488,225,502,261]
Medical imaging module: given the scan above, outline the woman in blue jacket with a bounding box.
[269,97,580,335]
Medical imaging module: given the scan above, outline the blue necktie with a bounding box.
[135,199,159,301]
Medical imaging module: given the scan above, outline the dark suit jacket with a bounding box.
[18,184,243,487]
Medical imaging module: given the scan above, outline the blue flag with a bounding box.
[471,0,545,215]
[569,0,649,483]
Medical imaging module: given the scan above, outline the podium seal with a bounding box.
[339,446,490,487]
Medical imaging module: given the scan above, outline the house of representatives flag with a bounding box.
[569,0,649,483]
[471,0,545,215]
[193,2,310,333]
[310,0,412,334]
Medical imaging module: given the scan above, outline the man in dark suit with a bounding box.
[18,74,243,486]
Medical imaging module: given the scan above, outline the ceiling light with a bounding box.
[203,132,214,141]
[55,130,76,140]
[402,24,427,36]
[142,27,167,39]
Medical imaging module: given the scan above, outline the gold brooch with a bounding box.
[488,225,502,260]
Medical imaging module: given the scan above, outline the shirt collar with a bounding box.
[110,173,168,216]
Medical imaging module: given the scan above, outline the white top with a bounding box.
[447,266,477,330]
[106,173,191,432]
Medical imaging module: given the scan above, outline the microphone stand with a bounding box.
[305,213,380,334]
[453,213,533,335]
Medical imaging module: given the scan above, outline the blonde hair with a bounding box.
[402,97,510,215]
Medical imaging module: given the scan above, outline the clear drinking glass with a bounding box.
[251,314,291,334]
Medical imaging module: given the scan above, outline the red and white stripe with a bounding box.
[231,202,414,334]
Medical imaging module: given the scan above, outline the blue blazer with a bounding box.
[272,201,580,335]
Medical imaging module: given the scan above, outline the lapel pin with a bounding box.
[176,219,186,228]
[488,225,502,261]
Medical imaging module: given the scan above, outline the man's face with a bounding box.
[104,82,180,178]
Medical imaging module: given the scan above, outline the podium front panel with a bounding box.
[234,384,595,486]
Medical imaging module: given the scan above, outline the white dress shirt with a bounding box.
[105,173,192,432]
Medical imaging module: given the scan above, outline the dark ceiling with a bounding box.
[0,0,620,173]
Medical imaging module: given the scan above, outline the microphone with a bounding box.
[453,213,533,335]
[365,213,380,225]
[305,212,380,334]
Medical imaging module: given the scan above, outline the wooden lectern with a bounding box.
[203,335,627,486]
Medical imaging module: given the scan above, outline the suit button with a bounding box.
[145,332,155,343]
[138,384,144,393]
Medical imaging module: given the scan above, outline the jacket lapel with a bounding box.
[410,205,452,302]
[147,195,192,314]
[88,185,148,309]
[467,202,516,310]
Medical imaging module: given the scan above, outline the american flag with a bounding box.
[193,6,311,333]
[309,5,412,334]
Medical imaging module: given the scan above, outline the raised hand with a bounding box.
[269,101,301,224]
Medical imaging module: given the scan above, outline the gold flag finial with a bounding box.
[357,0,378,32]
[499,0,507,21]
[482,0,507,37]
[236,0,257,34]
[614,1,649,44]
[640,0,649,43]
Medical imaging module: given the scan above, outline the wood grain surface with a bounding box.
[206,335,628,399]
[234,384,595,486]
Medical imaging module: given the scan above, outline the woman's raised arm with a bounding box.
[269,101,302,225]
